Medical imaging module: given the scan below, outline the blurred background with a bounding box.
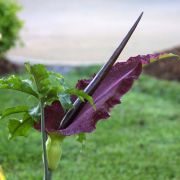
[7,0,180,65]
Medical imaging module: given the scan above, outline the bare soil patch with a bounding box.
[0,57,20,75]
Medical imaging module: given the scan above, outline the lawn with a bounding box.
[0,66,180,180]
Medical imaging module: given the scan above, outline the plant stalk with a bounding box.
[48,170,52,180]
[40,100,49,180]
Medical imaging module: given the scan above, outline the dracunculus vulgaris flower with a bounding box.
[34,53,172,170]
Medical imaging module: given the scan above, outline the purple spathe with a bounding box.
[34,53,165,136]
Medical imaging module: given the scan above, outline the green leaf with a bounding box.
[8,113,33,139]
[24,62,31,73]
[58,93,73,110]
[25,63,65,102]
[48,71,63,79]
[25,63,49,83]
[76,133,86,144]
[43,73,64,98]
[0,105,29,119]
[29,104,41,121]
[76,133,86,151]
[66,88,96,110]
[0,75,38,98]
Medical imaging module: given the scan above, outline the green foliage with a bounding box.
[76,133,86,149]
[0,0,23,56]
[25,63,94,107]
[8,113,33,139]
[76,133,86,144]
[66,88,96,109]
[0,63,95,139]
[25,63,64,102]
[0,75,38,98]
[58,93,73,110]
[0,105,29,119]
[29,103,41,120]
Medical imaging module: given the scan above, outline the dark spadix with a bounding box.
[59,12,144,129]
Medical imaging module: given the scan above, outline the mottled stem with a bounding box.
[48,170,53,180]
[40,100,49,180]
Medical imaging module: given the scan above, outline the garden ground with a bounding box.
[0,66,180,180]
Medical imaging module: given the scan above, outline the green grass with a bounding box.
[0,67,180,180]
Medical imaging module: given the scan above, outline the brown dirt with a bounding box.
[143,46,180,81]
[0,57,20,75]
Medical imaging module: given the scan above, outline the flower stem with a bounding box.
[40,100,49,180]
[48,170,52,180]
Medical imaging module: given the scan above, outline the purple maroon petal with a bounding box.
[58,60,142,135]
[127,53,163,64]
[58,53,168,136]
[76,78,92,90]
[34,101,65,132]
